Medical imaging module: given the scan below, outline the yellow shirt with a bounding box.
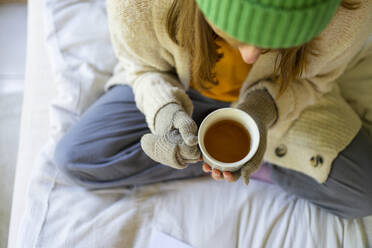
[190,39,252,102]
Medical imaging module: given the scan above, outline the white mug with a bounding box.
[198,108,260,172]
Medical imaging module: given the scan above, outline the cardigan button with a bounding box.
[310,155,324,168]
[275,144,287,157]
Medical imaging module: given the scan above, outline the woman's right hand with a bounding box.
[141,103,201,169]
[202,163,240,182]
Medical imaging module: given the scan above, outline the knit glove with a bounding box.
[140,103,201,169]
[235,89,278,185]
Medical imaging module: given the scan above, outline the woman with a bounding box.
[54,0,372,218]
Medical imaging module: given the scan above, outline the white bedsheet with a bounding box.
[17,149,370,247]
[12,0,372,247]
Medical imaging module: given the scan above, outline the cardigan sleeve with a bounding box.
[105,0,193,133]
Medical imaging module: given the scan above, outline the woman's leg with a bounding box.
[269,127,372,218]
[54,85,230,189]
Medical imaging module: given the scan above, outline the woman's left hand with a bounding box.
[202,163,240,182]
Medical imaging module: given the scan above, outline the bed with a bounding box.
[8,0,372,247]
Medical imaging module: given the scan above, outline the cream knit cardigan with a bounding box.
[105,0,372,183]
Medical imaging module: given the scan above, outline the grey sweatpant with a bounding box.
[54,85,372,218]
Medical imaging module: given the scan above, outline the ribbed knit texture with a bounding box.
[264,85,362,183]
[196,0,342,48]
[237,89,277,128]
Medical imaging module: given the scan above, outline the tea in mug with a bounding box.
[203,119,251,163]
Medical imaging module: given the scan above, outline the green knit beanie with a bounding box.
[195,0,342,48]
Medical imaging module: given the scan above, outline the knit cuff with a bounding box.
[241,80,295,129]
[154,103,183,134]
[236,88,278,128]
[135,73,193,133]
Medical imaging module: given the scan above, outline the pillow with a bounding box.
[44,0,117,141]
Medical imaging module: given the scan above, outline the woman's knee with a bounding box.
[53,134,93,185]
[322,186,372,219]
[328,127,372,218]
[53,129,121,186]
[270,164,372,219]
[342,197,372,219]
[54,129,158,189]
[53,85,149,186]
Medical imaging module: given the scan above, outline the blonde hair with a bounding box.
[166,0,360,98]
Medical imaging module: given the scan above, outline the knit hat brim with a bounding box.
[196,0,341,48]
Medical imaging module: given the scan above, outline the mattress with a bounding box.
[8,0,372,247]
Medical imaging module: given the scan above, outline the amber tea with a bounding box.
[203,119,251,163]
